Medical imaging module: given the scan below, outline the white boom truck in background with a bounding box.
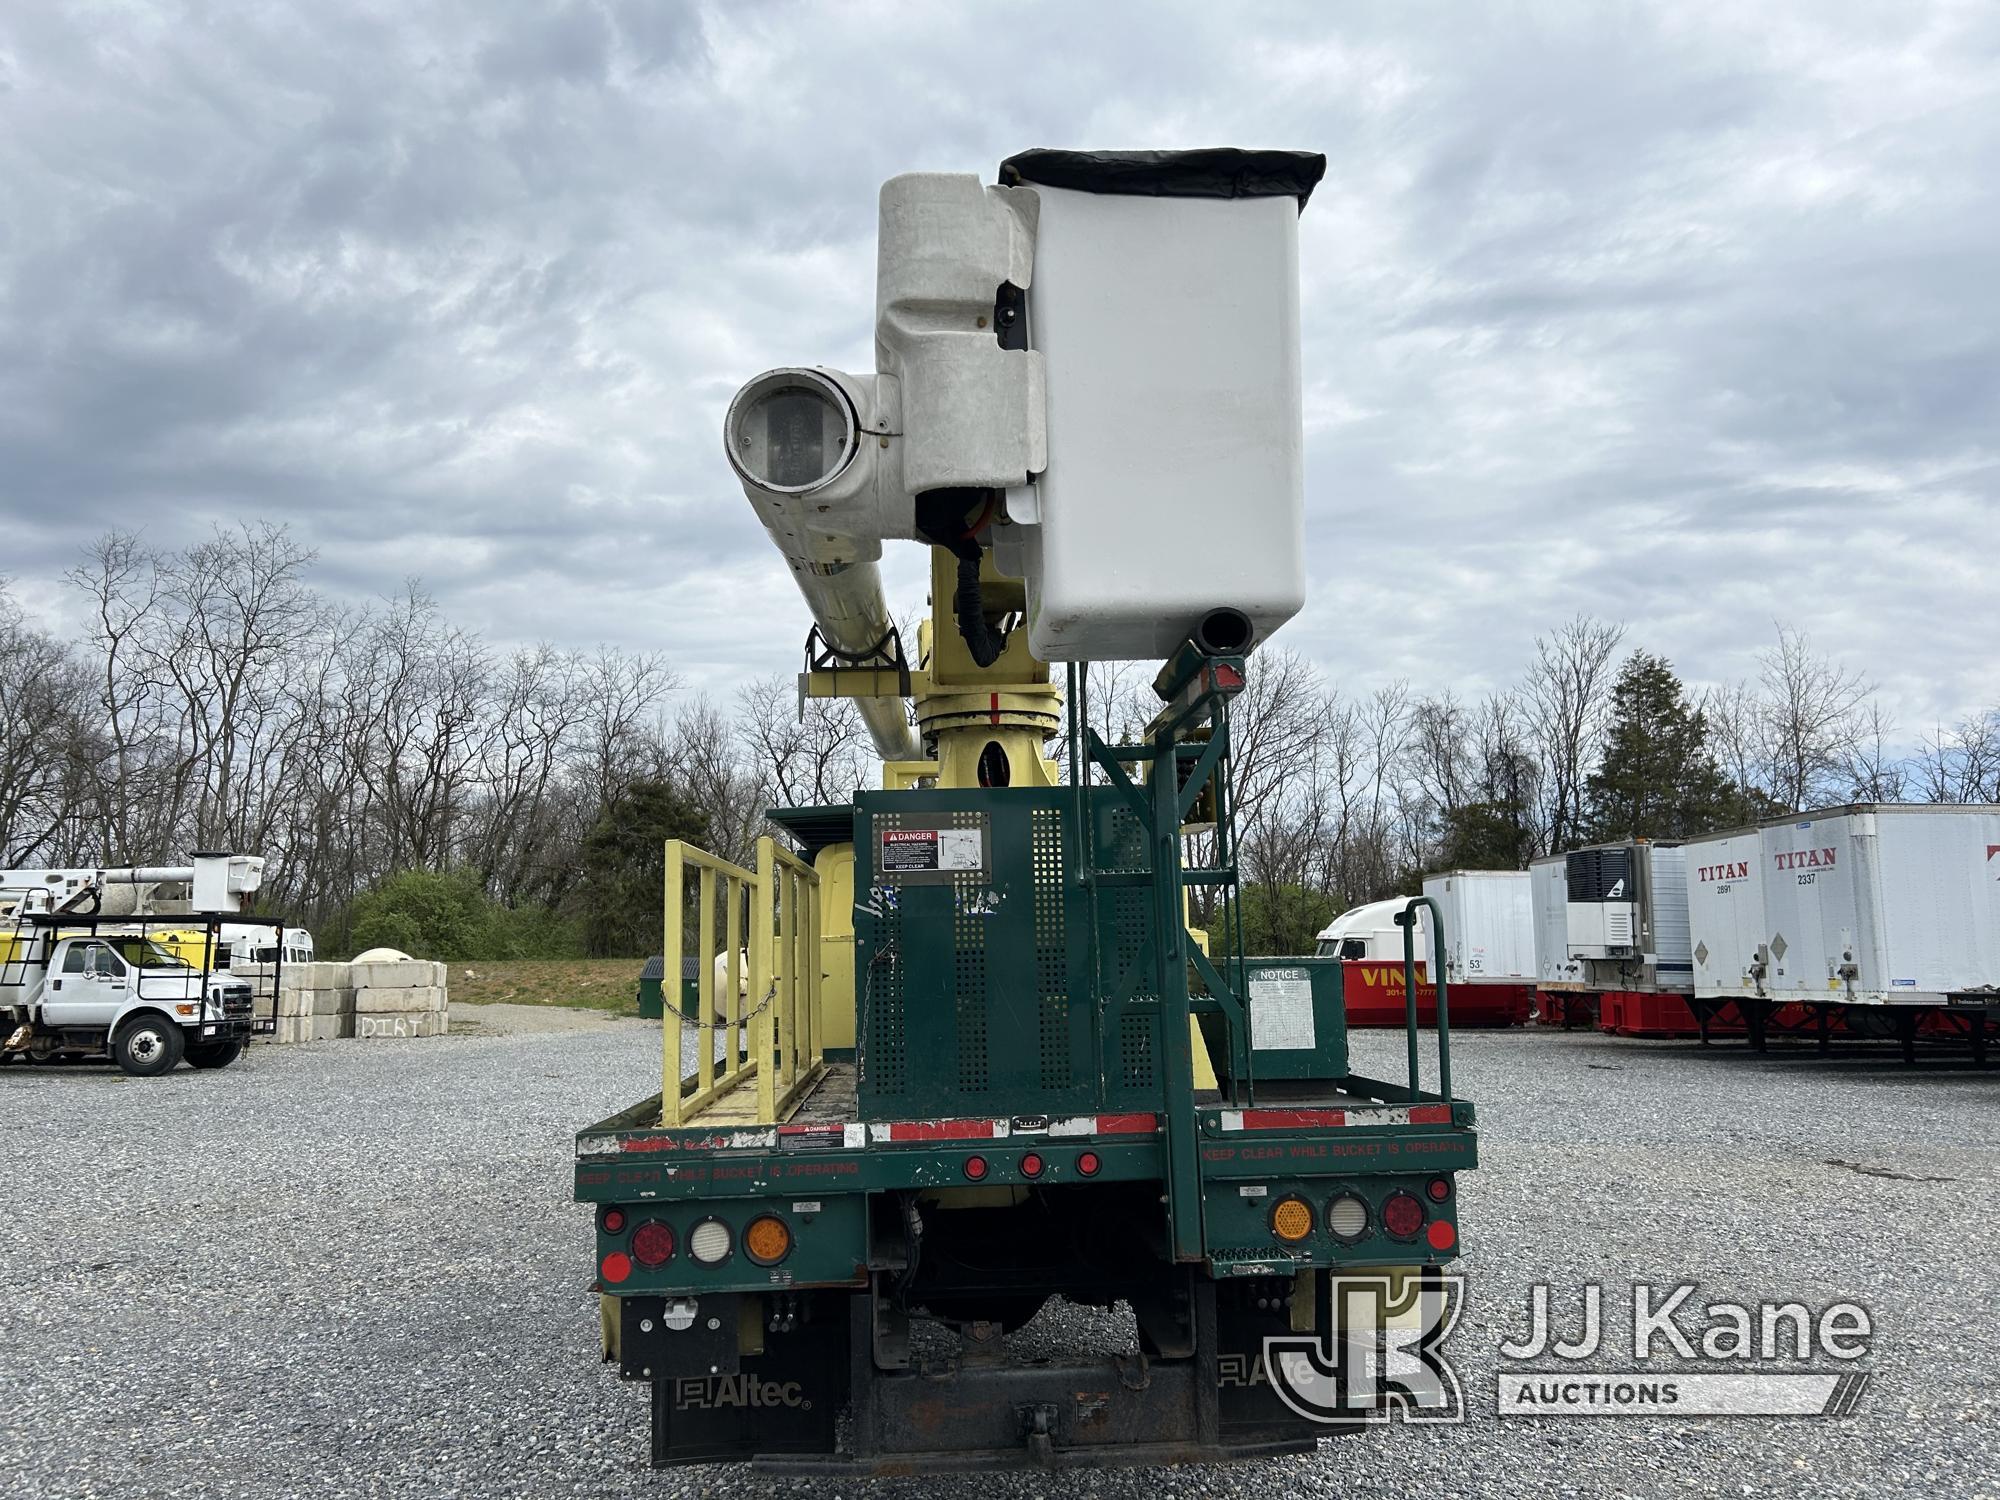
[0,853,287,1075]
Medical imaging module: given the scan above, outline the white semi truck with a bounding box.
[0,854,285,1075]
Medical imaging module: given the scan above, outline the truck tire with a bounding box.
[186,1040,243,1070]
[113,1016,184,1077]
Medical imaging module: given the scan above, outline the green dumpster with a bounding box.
[635,955,665,1020]
[636,956,704,1019]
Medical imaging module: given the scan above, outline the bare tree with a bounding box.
[1757,624,1871,812]
[1521,615,1625,856]
[0,583,94,865]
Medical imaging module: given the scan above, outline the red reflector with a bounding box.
[1020,1152,1044,1178]
[1426,1177,1450,1203]
[1077,1151,1101,1176]
[964,1155,988,1181]
[599,1251,632,1285]
[602,1207,626,1234]
[1427,1219,1457,1252]
[631,1220,675,1267]
[1381,1192,1425,1241]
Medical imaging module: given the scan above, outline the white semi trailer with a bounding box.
[1684,803,2000,1059]
[1421,870,1535,987]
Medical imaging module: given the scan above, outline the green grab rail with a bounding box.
[1397,895,1453,1102]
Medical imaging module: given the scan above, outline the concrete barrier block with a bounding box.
[354,984,444,1014]
[276,988,349,1018]
[273,1013,351,1043]
[354,1010,447,1040]
[349,960,429,990]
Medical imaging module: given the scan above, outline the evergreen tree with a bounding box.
[1237,881,1339,957]
[574,778,713,958]
[1585,653,1746,841]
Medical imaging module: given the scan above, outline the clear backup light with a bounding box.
[1326,1193,1369,1243]
[688,1219,733,1265]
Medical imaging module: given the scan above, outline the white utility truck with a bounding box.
[0,854,284,1075]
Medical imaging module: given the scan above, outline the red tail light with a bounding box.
[601,1207,626,1233]
[1427,1220,1457,1252]
[964,1155,988,1180]
[1381,1191,1425,1241]
[1077,1151,1101,1176]
[1020,1152,1044,1178]
[631,1220,676,1267]
[1426,1176,1451,1203]
[599,1251,632,1285]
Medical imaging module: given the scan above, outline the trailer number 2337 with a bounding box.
[1796,873,1816,886]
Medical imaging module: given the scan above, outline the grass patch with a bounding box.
[448,957,643,1012]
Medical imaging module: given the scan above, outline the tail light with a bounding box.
[1076,1151,1101,1176]
[1020,1152,1044,1178]
[963,1155,988,1181]
[601,1207,627,1234]
[1326,1192,1369,1243]
[1426,1176,1451,1203]
[599,1251,632,1285]
[744,1215,793,1265]
[1270,1196,1313,1243]
[1427,1219,1457,1252]
[1381,1191,1425,1241]
[631,1220,675,1267]
[688,1218,733,1265]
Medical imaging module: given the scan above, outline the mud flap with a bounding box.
[1213,1274,1336,1446]
[651,1297,846,1465]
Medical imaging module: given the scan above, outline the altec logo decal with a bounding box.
[1773,848,1836,872]
[674,1375,808,1411]
[1697,861,1749,883]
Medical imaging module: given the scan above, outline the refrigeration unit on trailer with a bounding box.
[1685,804,2000,1055]
[1530,841,1692,1028]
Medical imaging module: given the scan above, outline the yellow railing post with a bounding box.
[778,855,798,1098]
[725,870,744,1074]
[753,838,777,1125]
[662,841,685,1126]
[805,869,823,1066]
[695,864,716,1098]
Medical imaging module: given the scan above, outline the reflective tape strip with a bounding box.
[1216,1104,1454,1132]
[586,1110,1170,1155]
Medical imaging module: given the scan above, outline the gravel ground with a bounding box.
[2,1021,1995,1499]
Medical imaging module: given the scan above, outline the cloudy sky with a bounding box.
[3,1,1996,739]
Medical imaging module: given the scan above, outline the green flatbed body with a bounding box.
[575,1068,1476,1296]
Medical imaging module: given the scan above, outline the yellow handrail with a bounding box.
[756,836,824,1123]
[661,837,823,1127]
